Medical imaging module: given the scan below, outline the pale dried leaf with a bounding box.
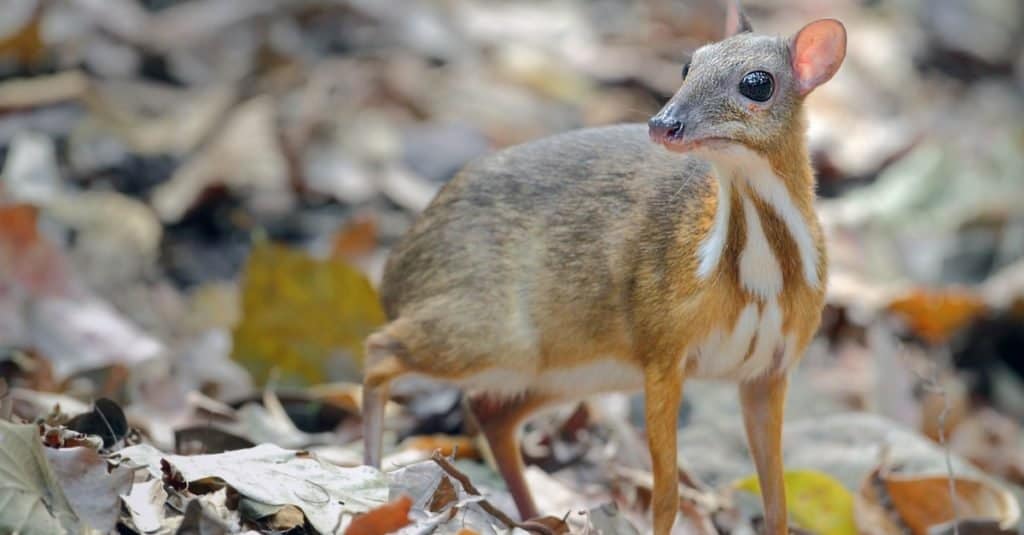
[29,295,164,381]
[0,420,79,535]
[1,132,61,205]
[121,478,168,534]
[117,443,389,534]
[43,446,133,532]
[151,96,291,223]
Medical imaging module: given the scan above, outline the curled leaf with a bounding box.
[855,464,1020,535]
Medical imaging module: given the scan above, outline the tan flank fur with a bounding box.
[362,3,847,533]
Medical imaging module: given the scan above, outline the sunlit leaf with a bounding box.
[232,240,387,387]
[887,288,987,345]
[735,469,857,535]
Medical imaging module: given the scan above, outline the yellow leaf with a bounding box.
[232,241,386,387]
[735,469,857,535]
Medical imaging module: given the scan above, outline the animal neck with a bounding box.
[696,139,821,298]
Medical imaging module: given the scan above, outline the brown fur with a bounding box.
[377,125,715,377]
[368,123,827,383]
[363,12,845,534]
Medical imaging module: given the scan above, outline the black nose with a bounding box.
[648,115,684,140]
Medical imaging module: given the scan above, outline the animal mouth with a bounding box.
[653,135,734,153]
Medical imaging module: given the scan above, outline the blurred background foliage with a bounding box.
[0,0,1023,532]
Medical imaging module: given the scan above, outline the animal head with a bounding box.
[648,1,846,156]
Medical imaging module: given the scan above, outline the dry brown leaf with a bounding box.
[307,382,363,415]
[0,203,71,296]
[402,435,480,460]
[0,203,39,248]
[428,475,457,513]
[855,463,1020,535]
[527,516,571,535]
[331,214,378,262]
[344,495,412,535]
[0,9,45,68]
[887,289,987,345]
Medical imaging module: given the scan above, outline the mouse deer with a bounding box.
[362,2,846,533]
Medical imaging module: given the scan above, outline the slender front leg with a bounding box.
[644,367,683,535]
[468,394,549,521]
[739,373,789,535]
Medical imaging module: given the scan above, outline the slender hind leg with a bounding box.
[362,330,410,468]
[467,393,550,521]
[739,373,789,535]
[362,381,389,467]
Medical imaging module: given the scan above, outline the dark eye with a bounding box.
[739,70,773,102]
[681,62,691,80]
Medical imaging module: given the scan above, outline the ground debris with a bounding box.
[0,0,1022,533]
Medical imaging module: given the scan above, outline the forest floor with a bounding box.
[1,0,1024,533]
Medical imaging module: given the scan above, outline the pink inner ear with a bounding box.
[791,19,846,95]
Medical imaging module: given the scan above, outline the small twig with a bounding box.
[936,380,962,535]
[894,340,961,535]
[430,451,555,535]
[0,378,11,421]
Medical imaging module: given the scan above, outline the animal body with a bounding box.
[362,3,847,533]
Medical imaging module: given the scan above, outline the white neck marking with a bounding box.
[740,196,783,299]
[695,144,820,290]
[696,168,731,279]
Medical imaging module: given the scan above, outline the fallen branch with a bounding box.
[0,71,89,110]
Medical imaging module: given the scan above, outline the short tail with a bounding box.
[362,331,409,468]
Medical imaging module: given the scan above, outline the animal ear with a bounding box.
[789,18,846,96]
[724,0,753,37]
